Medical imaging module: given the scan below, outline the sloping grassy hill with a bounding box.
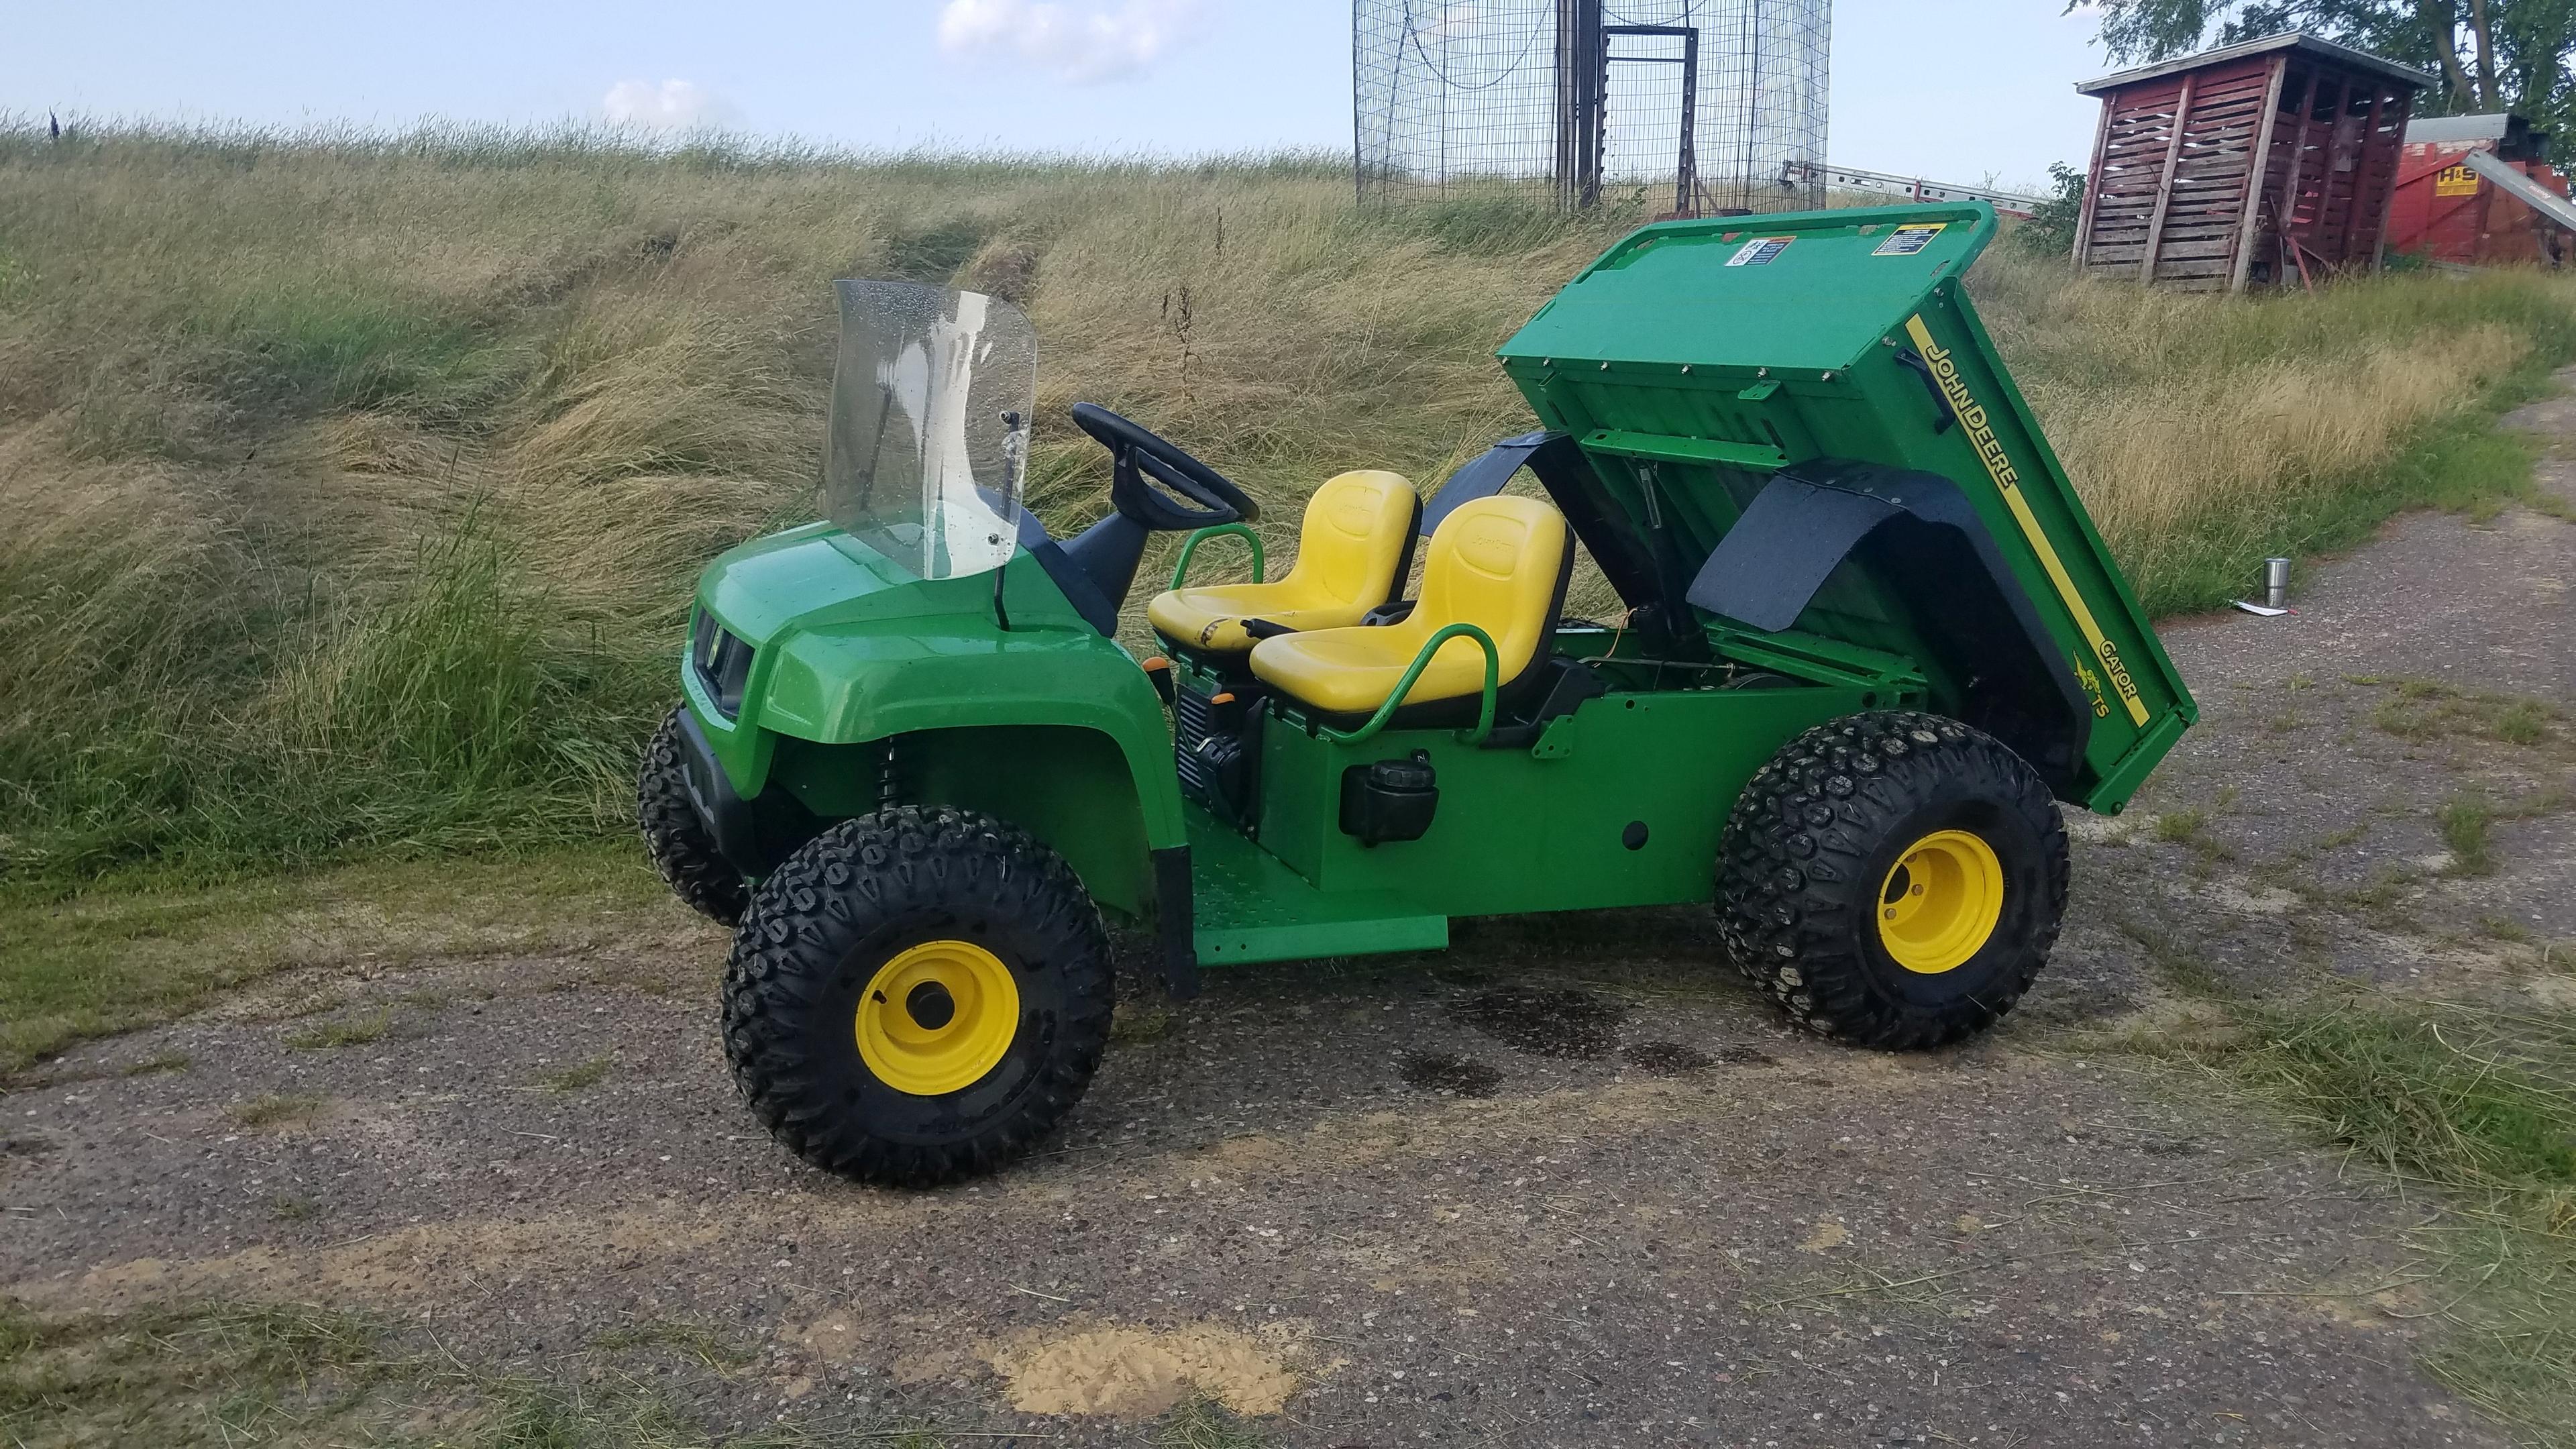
[3,124,2574,885]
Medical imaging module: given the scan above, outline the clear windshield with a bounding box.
[824,280,1034,580]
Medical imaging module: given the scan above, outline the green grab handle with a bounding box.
[1316,622,1501,747]
[1168,524,1265,590]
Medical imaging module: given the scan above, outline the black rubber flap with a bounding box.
[1687,478,1900,631]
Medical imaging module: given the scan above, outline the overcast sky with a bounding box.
[9,2,2119,191]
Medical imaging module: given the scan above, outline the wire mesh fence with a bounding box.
[1354,0,1830,215]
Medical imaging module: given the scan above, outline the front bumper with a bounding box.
[674,706,820,880]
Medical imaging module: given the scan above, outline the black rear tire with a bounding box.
[721,806,1114,1187]
[1716,711,2068,1049]
[638,706,751,926]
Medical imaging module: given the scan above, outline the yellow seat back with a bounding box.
[1409,494,1568,684]
[1290,469,1419,606]
[1145,470,1417,651]
[1248,495,1570,714]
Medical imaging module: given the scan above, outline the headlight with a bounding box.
[690,609,755,718]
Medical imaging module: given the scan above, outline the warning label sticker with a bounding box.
[2436,163,2479,197]
[1873,222,1947,256]
[1726,236,1794,267]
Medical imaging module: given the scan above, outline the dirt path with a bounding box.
[9,386,2575,1446]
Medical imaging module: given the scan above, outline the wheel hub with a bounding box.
[905,981,957,1030]
[855,941,1020,1096]
[1876,829,2004,975]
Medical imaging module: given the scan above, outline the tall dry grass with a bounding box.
[1972,254,2575,603]
[2,120,2571,878]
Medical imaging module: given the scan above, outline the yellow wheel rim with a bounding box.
[854,940,1021,1097]
[1875,829,2005,975]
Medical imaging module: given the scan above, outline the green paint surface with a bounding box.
[1242,681,1880,922]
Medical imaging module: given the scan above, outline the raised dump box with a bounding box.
[1495,200,2195,811]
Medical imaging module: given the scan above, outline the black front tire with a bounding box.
[1716,711,2068,1049]
[721,806,1115,1187]
[639,707,751,926]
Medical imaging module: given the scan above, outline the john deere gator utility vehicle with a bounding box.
[639,203,2195,1186]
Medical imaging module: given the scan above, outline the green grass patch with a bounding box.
[2152,807,2207,844]
[225,1093,325,1129]
[538,1055,614,1093]
[2,507,661,883]
[1110,1003,1179,1044]
[878,217,994,285]
[0,1301,394,1446]
[2114,998,2576,1441]
[0,843,683,1072]
[2483,916,2540,945]
[2229,1002,2576,1440]
[0,1297,922,1446]
[2369,678,2565,751]
[2227,1004,2576,1187]
[2498,700,2553,745]
[590,1320,755,1373]
[2110,912,2235,999]
[0,244,34,307]
[284,1008,392,1050]
[209,286,519,418]
[2145,803,2235,870]
[2438,794,2499,877]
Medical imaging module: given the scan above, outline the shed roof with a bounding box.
[2076,31,2437,97]
[2406,113,2515,142]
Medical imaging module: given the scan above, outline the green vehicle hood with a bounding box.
[686,525,1180,847]
[696,523,914,645]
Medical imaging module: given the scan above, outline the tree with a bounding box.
[2012,163,2090,256]
[2069,1,2576,155]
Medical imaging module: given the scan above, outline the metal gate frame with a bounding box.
[1602,23,1702,215]
[1554,3,1705,215]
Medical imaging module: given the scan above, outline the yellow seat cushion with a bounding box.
[1249,494,1569,714]
[1146,469,1416,651]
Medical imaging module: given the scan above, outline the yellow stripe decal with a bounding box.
[1904,315,2149,727]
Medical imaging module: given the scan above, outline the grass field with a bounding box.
[4,122,2575,888]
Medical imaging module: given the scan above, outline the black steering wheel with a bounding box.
[1070,402,1261,530]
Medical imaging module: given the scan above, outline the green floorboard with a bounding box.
[1186,807,1448,967]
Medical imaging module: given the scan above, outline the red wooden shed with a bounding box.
[2073,33,2435,291]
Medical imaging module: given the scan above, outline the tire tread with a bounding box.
[1715,710,2068,1049]
[720,806,1114,1187]
[638,707,751,926]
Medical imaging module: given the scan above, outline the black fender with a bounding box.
[1686,459,2092,794]
[1423,431,1553,529]
[1421,430,1694,650]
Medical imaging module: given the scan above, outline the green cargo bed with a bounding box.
[1495,201,2195,812]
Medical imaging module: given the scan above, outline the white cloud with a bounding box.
[1416,3,1481,44]
[600,78,742,131]
[936,0,1210,85]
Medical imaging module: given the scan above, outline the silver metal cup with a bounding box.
[2263,557,2291,610]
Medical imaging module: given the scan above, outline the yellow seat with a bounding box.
[1146,470,1418,652]
[1249,495,1570,715]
